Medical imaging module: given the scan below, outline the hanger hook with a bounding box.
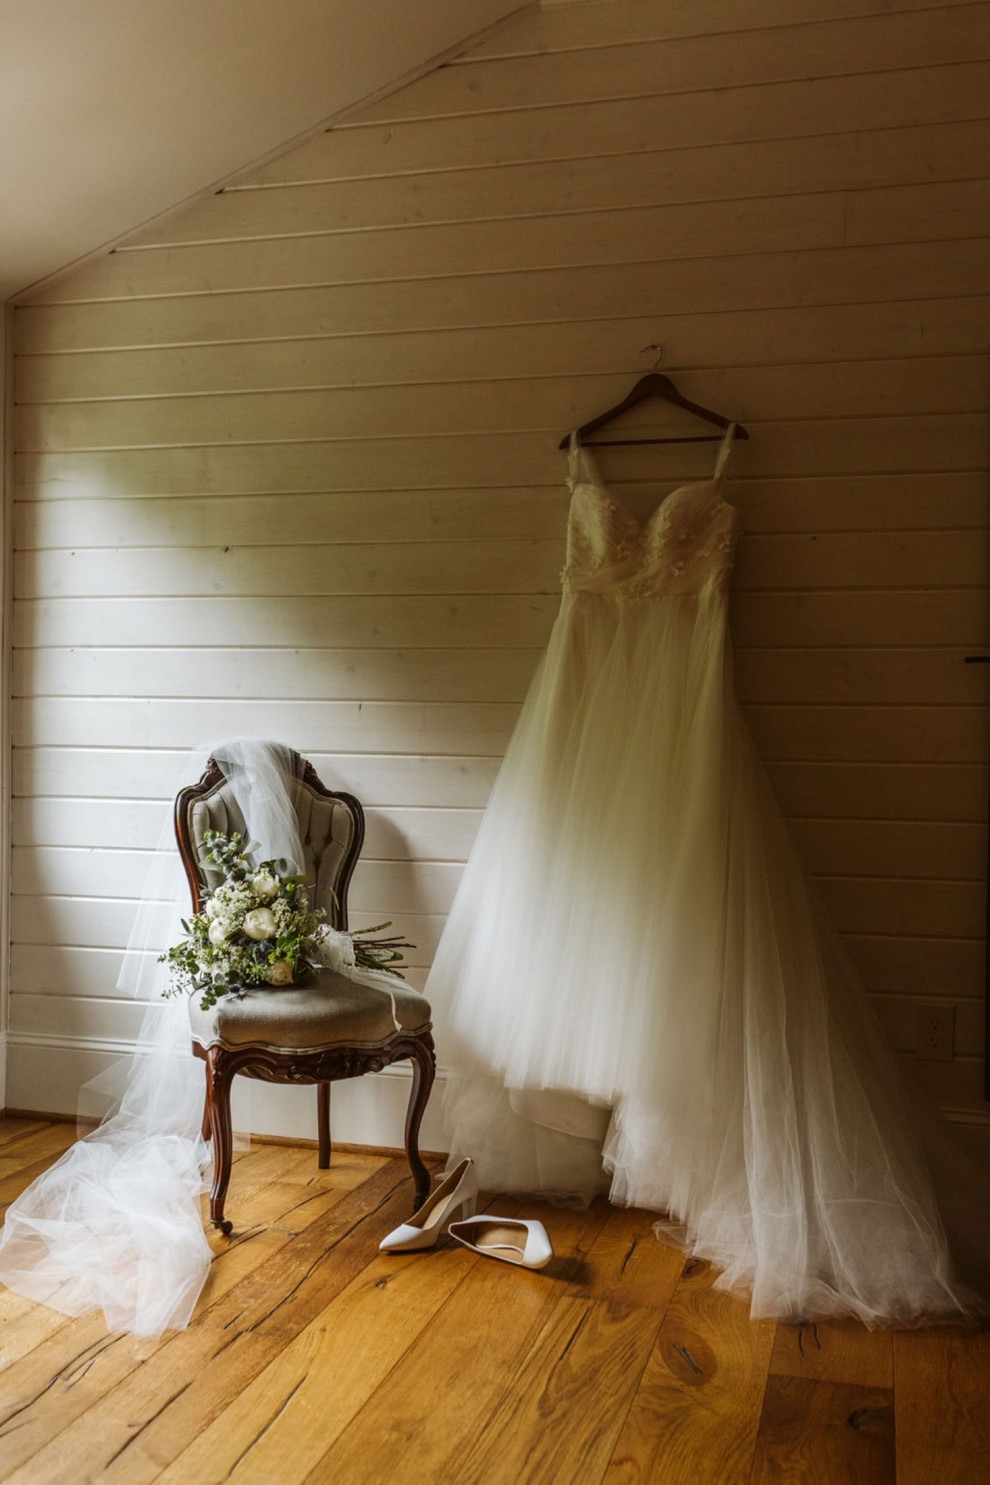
[640,342,665,373]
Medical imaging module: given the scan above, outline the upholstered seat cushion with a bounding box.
[189,970,432,1052]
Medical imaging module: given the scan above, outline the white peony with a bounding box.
[208,918,230,945]
[252,870,280,900]
[265,961,294,987]
[243,907,277,941]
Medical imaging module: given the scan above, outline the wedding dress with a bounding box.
[430,427,985,1326]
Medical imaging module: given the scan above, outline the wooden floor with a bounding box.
[0,1117,988,1484]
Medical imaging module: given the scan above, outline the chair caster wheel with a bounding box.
[212,1217,233,1236]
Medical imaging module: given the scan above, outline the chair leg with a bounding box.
[317,1081,331,1169]
[204,1046,235,1236]
[404,1034,436,1210]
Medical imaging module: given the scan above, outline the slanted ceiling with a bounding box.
[0,0,529,300]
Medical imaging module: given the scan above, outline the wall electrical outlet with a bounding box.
[914,1003,955,1063]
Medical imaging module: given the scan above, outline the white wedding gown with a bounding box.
[430,428,985,1326]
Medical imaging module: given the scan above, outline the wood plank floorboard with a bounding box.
[306,1199,611,1485]
[0,1119,986,1484]
[604,1258,777,1484]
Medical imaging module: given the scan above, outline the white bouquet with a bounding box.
[160,830,410,1011]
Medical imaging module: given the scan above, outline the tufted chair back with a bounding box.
[175,752,363,930]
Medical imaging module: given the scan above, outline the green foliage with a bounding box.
[159,828,414,1011]
[159,829,325,1011]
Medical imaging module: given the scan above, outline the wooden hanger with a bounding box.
[559,371,749,449]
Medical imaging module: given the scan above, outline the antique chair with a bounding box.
[174,749,436,1234]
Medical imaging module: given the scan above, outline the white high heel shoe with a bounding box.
[379,1157,479,1253]
[447,1215,553,1270]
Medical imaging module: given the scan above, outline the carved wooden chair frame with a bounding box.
[174,754,436,1233]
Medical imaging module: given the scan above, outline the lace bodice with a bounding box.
[563,471,738,599]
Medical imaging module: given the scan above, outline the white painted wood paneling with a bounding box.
[124,121,990,249]
[1,304,9,1113]
[15,239,990,359]
[244,59,990,184]
[9,0,990,1141]
[17,541,562,598]
[12,697,522,755]
[343,8,990,122]
[15,359,988,449]
[15,297,990,405]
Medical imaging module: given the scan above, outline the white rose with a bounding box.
[243,907,277,941]
[252,870,280,900]
[208,918,230,945]
[265,961,294,987]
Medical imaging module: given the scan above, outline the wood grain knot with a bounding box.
[847,1406,895,1434]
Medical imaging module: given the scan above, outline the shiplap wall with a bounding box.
[1,307,9,1115]
[7,0,990,1146]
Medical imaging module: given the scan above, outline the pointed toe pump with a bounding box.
[447,1215,553,1270]
[379,1157,479,1253]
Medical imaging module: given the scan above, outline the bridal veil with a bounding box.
[0,739,316,1337]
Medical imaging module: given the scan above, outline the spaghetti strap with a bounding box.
[567,429,607,492]
[567,429,582,484]
[714,423,736,480]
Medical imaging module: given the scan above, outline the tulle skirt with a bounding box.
[0,994,212,1338]
[430,590,984,1326]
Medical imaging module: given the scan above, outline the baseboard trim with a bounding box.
[0,1107,448,1161]
[4,1034,450,1152]
[5,1034,988,1152]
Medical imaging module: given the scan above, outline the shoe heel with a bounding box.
[380,1156,477,1254]
[461,1195,478,1220]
